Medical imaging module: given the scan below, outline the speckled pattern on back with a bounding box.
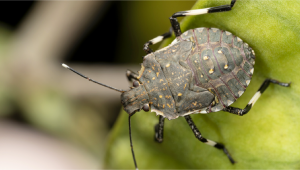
[138,27,255,120]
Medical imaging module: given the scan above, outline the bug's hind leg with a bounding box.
[154,115,165,143]
[184,115,235,164]
[223,79,290,116]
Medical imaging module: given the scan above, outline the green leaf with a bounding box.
[104,0,300,168]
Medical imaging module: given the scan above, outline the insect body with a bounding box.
[62,0,290,169]
[123,27,256,120]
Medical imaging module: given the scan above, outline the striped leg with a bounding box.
[184,115,235,164]
[154,115,164,143]
[143,0,236,54]
[223,79,291,116]
[170,0,236,37]
[143,27,173,54]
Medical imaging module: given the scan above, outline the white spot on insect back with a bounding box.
[181,109,206,116]
[197,27,205,32]
[227,100,234,106]
[250,68,254,74]
[248,91,261,106]
[238,91,244,97]
[185,8,209,16]
[212,107,222,112]
[252,50,255,55]
[225,31,231,35]
[137,64,145,79]
[211,28,218,32]
[200,110,208,114]
[224,64,228,69]
[203,56,209,60]
[246,80,250,85]
[171,38,178,45]
[152,108,164,117]
[237,37,242,42]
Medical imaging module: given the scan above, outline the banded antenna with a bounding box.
[62,63,125,93]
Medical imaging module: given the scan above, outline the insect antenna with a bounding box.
[129,112,138,170]
[62,63,125,93]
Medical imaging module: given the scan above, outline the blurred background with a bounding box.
[0,1,196,168]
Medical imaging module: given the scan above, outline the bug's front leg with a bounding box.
[126,70,139,82]
[154,115,165,143]
[170,0,236,37]
[223,79,290,115]
[143,0,237,54]
[143,27,173,54]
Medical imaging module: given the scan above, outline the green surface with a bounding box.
[104,0,300,168]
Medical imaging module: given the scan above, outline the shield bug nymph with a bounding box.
[62,0,290,169]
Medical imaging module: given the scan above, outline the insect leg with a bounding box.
[184,115,235,164]
[126,70,139,82]
[170,0,236,37]
[143,0,237,54]
[223,79,290,116]
[143,27,173,54]
[154,115,165,143]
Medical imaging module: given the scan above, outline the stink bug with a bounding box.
[62,0,290,169]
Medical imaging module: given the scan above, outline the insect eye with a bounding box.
[142,103,150,112]
[133,81,140,87]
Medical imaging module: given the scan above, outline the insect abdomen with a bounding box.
[180,27,256,112]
